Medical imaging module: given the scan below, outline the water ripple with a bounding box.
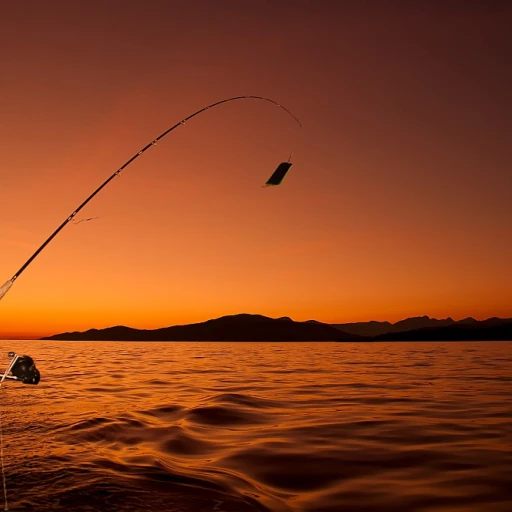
[1,341,511,511]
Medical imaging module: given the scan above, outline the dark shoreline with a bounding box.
[40,314,512,342]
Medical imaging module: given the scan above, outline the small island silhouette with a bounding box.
[40,314,512,341]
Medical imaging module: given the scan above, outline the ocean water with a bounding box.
[0,341,511,512]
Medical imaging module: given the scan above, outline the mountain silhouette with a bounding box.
[334,316,458,337]
[40,314,512,342]
[42,314,357,341]
[331,320,393,337]
[369,318,512,341]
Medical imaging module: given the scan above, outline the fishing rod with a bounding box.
[0,95,301,302]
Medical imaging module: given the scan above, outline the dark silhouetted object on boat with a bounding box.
[1,352,40,384]
[11,355,40,384]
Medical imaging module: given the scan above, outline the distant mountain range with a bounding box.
[41,314,512,341]
[332,315,480,337]
[42,314,354,341]
[333,315,512,341]
[366,317,512,341]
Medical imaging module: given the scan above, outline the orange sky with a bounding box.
[1,1,511,338]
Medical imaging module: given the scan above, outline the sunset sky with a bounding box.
[1,1,511,338]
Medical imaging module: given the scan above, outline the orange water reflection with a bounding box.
[1,341,511,511]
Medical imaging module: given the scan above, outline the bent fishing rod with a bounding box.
[0,95,301,302]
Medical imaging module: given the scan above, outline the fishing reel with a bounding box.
[0,352,40,385]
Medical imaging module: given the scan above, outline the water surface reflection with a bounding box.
[1,341,511,511]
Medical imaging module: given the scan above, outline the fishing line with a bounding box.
[72,216,100,225]
[0,354,40,511]
[0,355,18,512]
[0,406,8,511]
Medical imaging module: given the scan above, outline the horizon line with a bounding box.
[3,312,511,340]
